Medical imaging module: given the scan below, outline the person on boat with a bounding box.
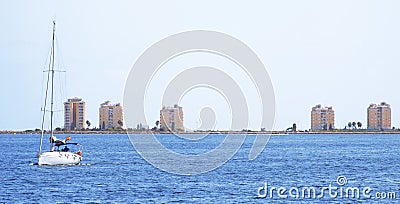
[62,146,70,152]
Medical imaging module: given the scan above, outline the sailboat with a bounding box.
[38,21,83,165]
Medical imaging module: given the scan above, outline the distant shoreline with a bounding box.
[2,130,400,135]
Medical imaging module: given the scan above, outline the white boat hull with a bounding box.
[38,151,82,165]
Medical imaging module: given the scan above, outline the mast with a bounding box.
[38,21,56,157]
[50,20,56,143]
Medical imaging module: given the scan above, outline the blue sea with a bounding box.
[1,133,399,203]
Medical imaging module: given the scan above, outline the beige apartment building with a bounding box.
[160,104,184,131]
[311,104,335,130]
[367,102,391,130]
[99,101,124,130]
[64,97,86,130]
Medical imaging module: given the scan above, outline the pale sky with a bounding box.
[1,0,400,131]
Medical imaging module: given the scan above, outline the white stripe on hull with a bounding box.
[38,151,82,165]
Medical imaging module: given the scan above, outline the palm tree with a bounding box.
[152,120,160,131]
[322,124,327,130]
[118,120,123,127]
[357,122,362,129]
[86,120,91,129]
[352,122,357,129]
[348,122,352,129]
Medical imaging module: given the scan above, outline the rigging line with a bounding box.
[58,74,67,129]
[43,70,66,72]
[40,35,53,116]
[39,22,54,157]
[54,27,68,98]
[54,24,67,130]
[41,109,64,112]
[54,26,65,69]
[50,20,56,144]
[57,38,68,119]
[63,66,68,115]
[40,66,45,114]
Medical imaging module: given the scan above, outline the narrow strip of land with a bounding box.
[2,130,400,135]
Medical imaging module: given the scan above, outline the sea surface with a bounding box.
[1,133,399,203]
